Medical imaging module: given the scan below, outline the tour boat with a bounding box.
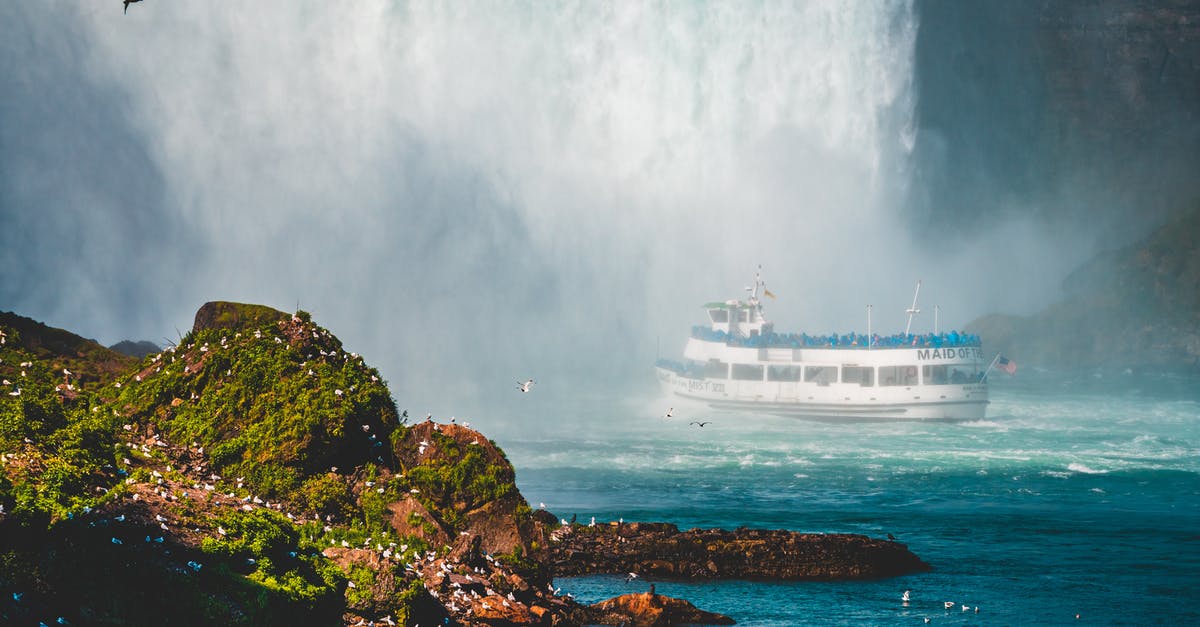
[655,270,997,420]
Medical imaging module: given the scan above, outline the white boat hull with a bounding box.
[657,367,988,421]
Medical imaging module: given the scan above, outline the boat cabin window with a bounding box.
[767,365,803,382]
[879,365,919,386]
[704,359,729,379]
[923,364,980,384]
[922,365,948,385]
[731,364,764,381]
[948,365,982,384]
[842,366,874,387]
[738,310,751,323]
[804,365,837,385]
[708,309,729,323]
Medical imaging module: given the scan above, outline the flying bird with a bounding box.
[123,0,142,15]
[664,407,674,418]
[517,379,534,393]
[689,421,711,427]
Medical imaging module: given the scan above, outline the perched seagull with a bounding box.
[517,379,534,393]
[689,421,711,427]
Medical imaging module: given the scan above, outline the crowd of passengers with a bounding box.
[690,326,981,349]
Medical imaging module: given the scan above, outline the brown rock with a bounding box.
[386,495,450,546]
[545,523,930,581]
[590,592,734,626]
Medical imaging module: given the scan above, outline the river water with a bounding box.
[499,372,1200,625]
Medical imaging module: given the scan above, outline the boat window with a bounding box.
[804,366,837,385]
[842,366,874,387]
[704,359,729,379]
[879,365,919,386]
[731,364,764,381]
[948,365,982,384]
[922,365,948,385]
[708,309,728,323]
[767,365,803,382]
[739,310,750,323]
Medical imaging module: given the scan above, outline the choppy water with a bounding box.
[499,372,1200,625]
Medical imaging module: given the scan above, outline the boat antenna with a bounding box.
[867,304,873,350]
[904,280,922,335]
[746,265,762,302]
[934,304,940,335]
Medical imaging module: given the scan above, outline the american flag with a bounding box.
[996,356,1017,375]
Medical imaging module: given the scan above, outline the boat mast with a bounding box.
[904,280,922,336]
[934,304,940,335]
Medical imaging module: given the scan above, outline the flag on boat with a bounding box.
[996,356,1017,375]
[763,288,776,299]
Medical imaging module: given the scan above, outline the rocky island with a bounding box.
[0,302,929,626]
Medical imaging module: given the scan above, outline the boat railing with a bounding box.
[690,326,981,349]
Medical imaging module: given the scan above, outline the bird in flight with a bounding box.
[664,407,674,419]
[689,421,711,427]
[517,379,534,393]
[124,0,143,14]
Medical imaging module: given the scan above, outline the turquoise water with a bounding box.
[500,372,1200,625]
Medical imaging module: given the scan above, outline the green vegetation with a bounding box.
[0,333,122,524]
[0,303,539,625]
[110,309,400,507]
[403,431,517,532]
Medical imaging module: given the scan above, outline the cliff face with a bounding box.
[911,0,1200,243]
[967,209,1200,369]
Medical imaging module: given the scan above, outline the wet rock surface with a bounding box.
[545,521,931,580]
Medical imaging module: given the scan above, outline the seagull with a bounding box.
[517,379,534,393]
[689,421,711,427]
[944,601,955,609]
[902,590,910,603]
[123,0,143,15]
[7,387,18,396]
[625,572,638,583]
[664,407,674,419]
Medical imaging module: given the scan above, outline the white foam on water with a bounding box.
[1067,463,1109,475]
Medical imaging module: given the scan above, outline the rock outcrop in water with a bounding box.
[545,522,931,581]
[589,592,735,627]
[1,302,927,626]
